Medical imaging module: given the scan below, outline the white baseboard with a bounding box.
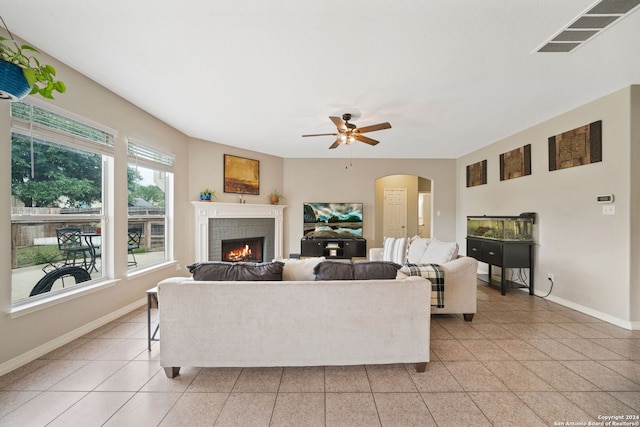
[0,298,146,377]
[534,290,637,330]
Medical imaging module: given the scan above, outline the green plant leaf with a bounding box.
[45,64,56,76]
[54,81,66,93]
[22,68,37,86]
[42,87,54,99]
[16,56,29,67]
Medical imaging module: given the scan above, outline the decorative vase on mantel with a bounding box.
[0,60,31,101]
[268,190,285,205]
[199,189,216,202]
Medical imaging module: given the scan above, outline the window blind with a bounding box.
[10,102,115,156]
[127,139,175,172]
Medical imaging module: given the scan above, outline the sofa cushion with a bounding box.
[313,261,354,280]
[187,261,285,281]
[419,239,458,264]
[279,256,325,281]
[382,237,409,264]
[407,236,431,264]
[353,261,401,280]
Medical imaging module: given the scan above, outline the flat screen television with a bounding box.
[303,202,363,238]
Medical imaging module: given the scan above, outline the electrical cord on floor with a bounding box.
[516,268,529,289]
[507,268,554,298]
[539,276,554,298]
[507,268,530,290]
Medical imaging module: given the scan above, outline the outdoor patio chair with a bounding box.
[128,227,142,267]
[56,227,92,270]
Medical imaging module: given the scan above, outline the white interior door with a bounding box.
[383,188,407,238]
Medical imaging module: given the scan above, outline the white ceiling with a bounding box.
[2,0,639,159]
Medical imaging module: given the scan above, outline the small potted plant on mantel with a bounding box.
[199,188,217,201]
[0,29,66,100]
[268,189,285,205]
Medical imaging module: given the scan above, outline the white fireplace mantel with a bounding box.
[192,202,286,262]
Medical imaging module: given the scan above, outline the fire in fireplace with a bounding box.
[221,237,264,262]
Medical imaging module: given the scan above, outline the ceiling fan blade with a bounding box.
[329,116,346,130]
[355,134,380,146]
[302,133,339,137]
[356,122,391,134]
[329,139,342,149]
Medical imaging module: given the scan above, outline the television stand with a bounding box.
[300,238,367,259]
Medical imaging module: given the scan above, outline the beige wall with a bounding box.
[0,31,192,370]
[187,139,285,206]
[282,158,457,255]
[457,86,639,328]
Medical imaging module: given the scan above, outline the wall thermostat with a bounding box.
[597,194,614,203]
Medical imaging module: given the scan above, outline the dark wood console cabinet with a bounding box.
[467,213,535,296]
[466,237,534,295]
[300,238,366,259]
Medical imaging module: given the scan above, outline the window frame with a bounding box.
[126,138,175,273]
[9,99,116,309]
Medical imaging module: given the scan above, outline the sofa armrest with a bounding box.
[369,247,384,261]
[441,256,478,276]
[433,256,479,319]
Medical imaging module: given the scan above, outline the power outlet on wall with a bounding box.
[547,273,554,282]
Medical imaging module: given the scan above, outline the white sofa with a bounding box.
[369,242,479,321]
[157,275,431,378]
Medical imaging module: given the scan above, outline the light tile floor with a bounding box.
[1,282,639,426]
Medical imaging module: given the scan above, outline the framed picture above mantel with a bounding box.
[223,154,260,195]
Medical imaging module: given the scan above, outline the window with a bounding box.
[10,102,115,304]
[127,139,174,270]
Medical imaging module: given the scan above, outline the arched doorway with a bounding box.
[374,175,432,246]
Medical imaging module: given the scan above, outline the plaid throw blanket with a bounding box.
[400,263,445,308]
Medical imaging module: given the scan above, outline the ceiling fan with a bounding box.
[302,113,391,149]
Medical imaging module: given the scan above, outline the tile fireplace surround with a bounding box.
[191,202,286,262]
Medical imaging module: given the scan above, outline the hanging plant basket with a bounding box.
[0,60,31,101]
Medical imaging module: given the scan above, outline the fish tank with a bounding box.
[467,213,535,241]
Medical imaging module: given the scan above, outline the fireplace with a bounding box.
[192,202,286,262]
[222,237,264,262]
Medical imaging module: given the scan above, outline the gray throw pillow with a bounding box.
[353,261,401,280]
[313,261,354,280]
[187,261,284,281]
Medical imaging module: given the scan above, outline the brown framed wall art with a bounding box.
[466,160,487,187]
[224,154,260,195]
[548,120,602,171]
[500,144,531,181]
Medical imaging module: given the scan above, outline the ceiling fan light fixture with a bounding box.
[302,113,391,149]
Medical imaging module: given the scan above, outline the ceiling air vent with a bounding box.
[535,0,640,53]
